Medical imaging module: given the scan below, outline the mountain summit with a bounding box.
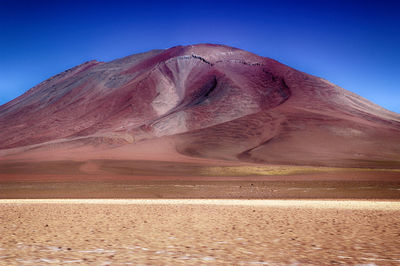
[1,44,399,167]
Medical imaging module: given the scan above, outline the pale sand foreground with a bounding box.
[1,200,400,265]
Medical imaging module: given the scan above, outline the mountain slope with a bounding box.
[1,44,399,168]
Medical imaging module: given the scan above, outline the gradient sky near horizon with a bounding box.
[1,0,399,112]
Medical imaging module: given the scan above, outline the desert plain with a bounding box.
[0,161,399,265]
[0,199,399,265]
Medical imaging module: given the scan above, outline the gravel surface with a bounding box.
[1,200,399,265]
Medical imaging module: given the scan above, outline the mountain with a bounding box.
[1,44,399,168]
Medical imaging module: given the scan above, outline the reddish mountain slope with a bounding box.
[1,44,399,168]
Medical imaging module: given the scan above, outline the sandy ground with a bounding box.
[0,199,399,265]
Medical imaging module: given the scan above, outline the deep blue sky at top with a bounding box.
[1,0,399,112]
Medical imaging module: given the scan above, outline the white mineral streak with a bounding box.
[151,73,179,116]
[151,57,200,116]
[151,111,188,137]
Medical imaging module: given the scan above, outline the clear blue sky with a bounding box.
[1,0,399,112]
